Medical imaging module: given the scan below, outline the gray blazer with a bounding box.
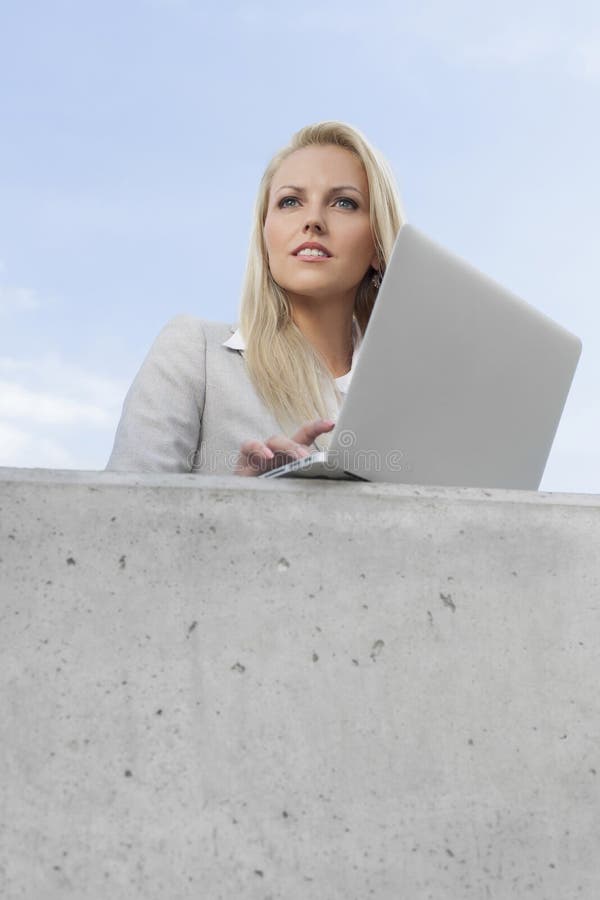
[106,316,281,474]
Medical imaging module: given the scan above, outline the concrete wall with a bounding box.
[1,467,600,899]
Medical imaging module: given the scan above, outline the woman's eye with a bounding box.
[334,197,358,209]
[279,197,300,208]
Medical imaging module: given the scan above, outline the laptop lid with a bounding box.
[327,224,581,489]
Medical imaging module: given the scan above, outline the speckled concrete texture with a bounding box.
[1,468,600,899]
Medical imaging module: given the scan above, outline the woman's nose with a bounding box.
[303,205,327,234]
[303,216,325,234]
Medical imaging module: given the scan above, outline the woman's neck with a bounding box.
[292,299,355,378]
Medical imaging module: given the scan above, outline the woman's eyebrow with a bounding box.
[328,185,364,197]
[274,184,304,194]
[273,184,365,198]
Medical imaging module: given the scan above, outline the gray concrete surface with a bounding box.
[1,467,600,899]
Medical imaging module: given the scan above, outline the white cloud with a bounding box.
[0,355,127,415]
[0,422,75,469]
[0,285,40,314]
[0,354,128,469]
[0,380,112,427]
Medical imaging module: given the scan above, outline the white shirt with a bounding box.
[222,320,363,398]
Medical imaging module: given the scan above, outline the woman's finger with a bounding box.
[235,420,336,477]
[239,439,274,460]
[236,436,308,476]
[264,434,311,459]
[291,418,336,447]
[235,440,274,476]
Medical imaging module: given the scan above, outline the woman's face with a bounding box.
[263,144,378,309]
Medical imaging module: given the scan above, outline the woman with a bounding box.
[106,122,404,476]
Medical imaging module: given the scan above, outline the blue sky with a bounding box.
[1,0,598,492]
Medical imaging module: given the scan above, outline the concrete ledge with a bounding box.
[1,468,600,898]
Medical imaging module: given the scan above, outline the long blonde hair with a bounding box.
[239,121,404,431]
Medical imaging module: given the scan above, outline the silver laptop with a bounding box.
[262,224,581,489]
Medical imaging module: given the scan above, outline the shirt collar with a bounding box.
[222,327,245,351]
[223,320,363,355]
[223,320,362,395]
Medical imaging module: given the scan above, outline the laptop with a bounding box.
[262,224,582,489]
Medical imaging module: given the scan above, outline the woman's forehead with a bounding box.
[271,145,368,191]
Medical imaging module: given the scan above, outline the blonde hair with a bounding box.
[239,121,404,432]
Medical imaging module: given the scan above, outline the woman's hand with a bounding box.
[235,418,335,477]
